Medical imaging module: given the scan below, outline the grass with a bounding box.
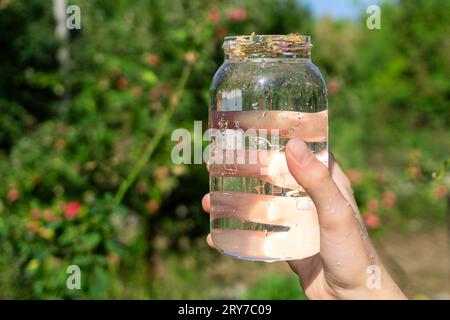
[145,244,308,299]
[240,274,307,300]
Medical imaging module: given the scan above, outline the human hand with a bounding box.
[202,138,407,300]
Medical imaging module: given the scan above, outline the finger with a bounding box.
[208,150,296,189]
[329,153,353,194]
[287,253,323,289]
[329,154,360,215]
[211,110,327,142]
[206,233,216,248]
[210,191,317,225]
[202,193,210,213]
[286,140,378,276]
[285,139,375,280]
[208,149,328,190]
[285,138,354,233]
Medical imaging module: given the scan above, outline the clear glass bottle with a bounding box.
[208,34,328,261]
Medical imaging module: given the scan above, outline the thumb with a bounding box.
[285,138,354,232]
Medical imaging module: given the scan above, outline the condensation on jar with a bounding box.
[208,34,328,262]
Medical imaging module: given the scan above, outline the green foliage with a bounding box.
[240,274,307,300]
[0,0,448,299]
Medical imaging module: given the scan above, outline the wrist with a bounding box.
[333,275,408,300]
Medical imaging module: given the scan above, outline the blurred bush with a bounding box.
[0,0,448,298]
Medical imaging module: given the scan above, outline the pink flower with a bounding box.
[433,185,448,199]
[208,7,221,24]
[215,27,228,39]
[376,172,387,183]
[30,208,41,220]
[346,169,362,184]
[383,191,397,208]
[27,221,39,233]
[116,77,128,90]
[131,86,143,98]
[44,209,60,222]
[148,83,172,100]
[146,200,160,214]
[7,188,19,203]
[327,79,341,94]
[64,201,81,220]
[408,165,422,180]
[367,199,379,212]
[227,8,247,22]
[154,166,170,180]
[108,252,120,266]
[364,212,380,230]
[146,53,160,66]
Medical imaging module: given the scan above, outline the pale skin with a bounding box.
[202,138,407,300]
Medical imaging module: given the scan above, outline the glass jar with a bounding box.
[208,34,328,261]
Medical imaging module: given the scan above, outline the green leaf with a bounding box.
[83,233,102,251]
[141,71,158,85]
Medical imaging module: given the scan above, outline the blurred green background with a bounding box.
[0,0,449,299]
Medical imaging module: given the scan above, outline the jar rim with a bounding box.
[224,34,311,44]
[222,33,312,59]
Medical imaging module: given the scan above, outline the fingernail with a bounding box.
[286,138,311,165]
